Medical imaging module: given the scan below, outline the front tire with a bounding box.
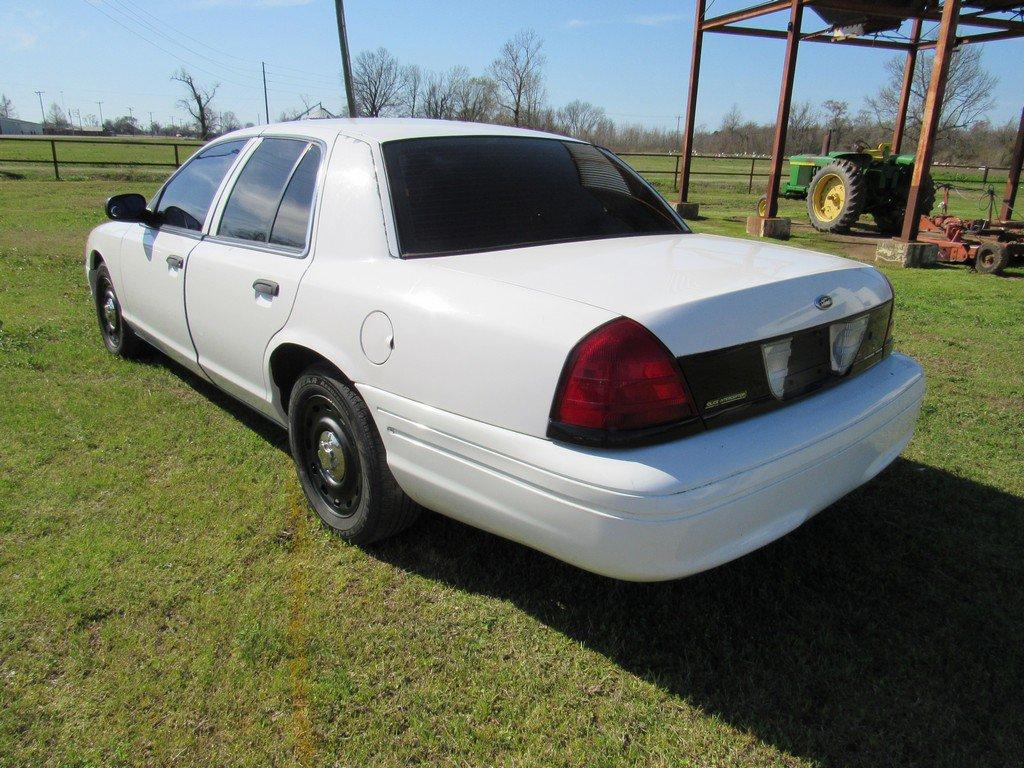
[92,264,142,358]
[806,160,866,233]
[288,364,420,544]
[872,174,936,235]
[975,243,1009,275]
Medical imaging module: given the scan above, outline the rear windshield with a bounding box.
[382,136,686,258]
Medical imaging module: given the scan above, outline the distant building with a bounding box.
[0,116,43,135]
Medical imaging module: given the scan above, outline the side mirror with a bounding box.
[106,193,150,223]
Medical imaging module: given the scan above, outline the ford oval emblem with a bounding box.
[815,294,833,310]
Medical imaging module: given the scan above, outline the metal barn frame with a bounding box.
[675,1,1024,240]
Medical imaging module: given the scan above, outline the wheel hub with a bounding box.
[103,293,118,329]
[316,430,346,483]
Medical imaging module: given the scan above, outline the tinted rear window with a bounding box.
[382,136,685,258]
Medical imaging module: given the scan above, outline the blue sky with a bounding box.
[2,0,1022,131]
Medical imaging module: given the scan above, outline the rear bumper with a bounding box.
[360,353,925,581]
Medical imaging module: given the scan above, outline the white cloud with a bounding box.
[0,28,38,50]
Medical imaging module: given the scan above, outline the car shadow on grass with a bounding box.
[369,459,1024,768]
[149,351,1022,766]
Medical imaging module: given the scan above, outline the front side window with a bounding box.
[382,136,686,258]
[154,139,247,231]
[218,138,319,249]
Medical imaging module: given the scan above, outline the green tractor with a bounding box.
[758,142,936,234]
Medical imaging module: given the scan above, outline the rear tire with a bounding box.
[872,174,936,235]
[92,264,142,358]
[807,160,866,233]
[975,243,1009,275]
[288,364,420,544]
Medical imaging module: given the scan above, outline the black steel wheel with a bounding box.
[92,264,141,357]
[288,364,420,544]
[872,174,936,235]
[975,243,1009,275]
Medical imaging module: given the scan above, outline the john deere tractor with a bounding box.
[758,142,936,234]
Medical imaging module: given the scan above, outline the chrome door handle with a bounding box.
[166,255,184,269]
[252,279,280,297]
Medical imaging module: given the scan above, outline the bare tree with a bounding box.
[220,111,241,132]
[490,29,546,126]
[403,64,423,117]
[0,94,15,119]
[421,68,462,120]
[867,47,997,145]
[556,100,606,140]
[353,47,405,117]
[172,68,219,139]
[786,101,818,153]
[44,103,70,130]
[455,72,498,123]
[821,99,850,147]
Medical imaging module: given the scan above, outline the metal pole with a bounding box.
[262,61,270,124]
[96,101,104,125]
[821,129,831,155]
[35,91,45,126]
[334,0,359,118]
[892,18,922,153]
[900,0,960,242]
[999,106,1024,222]
[677,0,706,198]
[748,157,756,192]
[50,139,59,180]
[764,0,803,219]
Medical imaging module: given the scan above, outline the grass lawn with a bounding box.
[0,174,1022,767]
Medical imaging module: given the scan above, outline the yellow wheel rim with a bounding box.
[757,197,768,217]
[812,173,846,222]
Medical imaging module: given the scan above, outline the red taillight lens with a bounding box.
[551,317,696,433]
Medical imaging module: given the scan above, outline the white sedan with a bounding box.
[86,119,925,581]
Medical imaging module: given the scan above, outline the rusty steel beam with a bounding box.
[958,11,1024,30]
[677,0,706,200]
[701,0,792,30]
[765,0,804,220]
[926,26,1024,46]
[1000,107,1024,222]
[707,24,913,49]
[892,17,922,153]
[806,0,935,22]
[900,0,961,242]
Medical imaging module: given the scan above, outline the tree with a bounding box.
[421,68,461,120]
[402,64,423,117]
[866,47,997,145]
[44,103,71,131]
[353,47,405,117]
[172,68,219,139]
[821,99,850,147]
[0,94,14,119]
[455,73,498,123]
[490,29,545,126]
[556,100,606,140]
[220,111,241,132]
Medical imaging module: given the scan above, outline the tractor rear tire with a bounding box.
[975,243,1009,275]
[872,174,937,235]
[807,160,866,233]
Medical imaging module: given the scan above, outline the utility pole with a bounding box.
[128,106,134,122]
[148,111,154,131]
[262,61,270,124]
[35,90,45,125]
[334,0,358,117]
[96,101,104,125]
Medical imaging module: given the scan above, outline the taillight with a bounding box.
[549,317,698,444]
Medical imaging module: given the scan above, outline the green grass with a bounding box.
[0,176,1022,767]
[0,137,202,182]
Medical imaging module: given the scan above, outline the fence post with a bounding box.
[748,157,756,193]
[50,140,60,180]
[173,144,180,167]
[981,165,989,184]
[674,154,681,192]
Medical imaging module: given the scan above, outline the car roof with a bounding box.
[218,117,579,146]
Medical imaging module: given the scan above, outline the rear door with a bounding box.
[184,136,325,412]
[119,139,247,370]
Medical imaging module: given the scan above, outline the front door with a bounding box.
[184,137,324,412]
[119,138,248,370]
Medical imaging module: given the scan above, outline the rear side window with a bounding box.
[218,138,313,246]
[154,139,247,231]
[382,136,685,258]
[269,145,321,249]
